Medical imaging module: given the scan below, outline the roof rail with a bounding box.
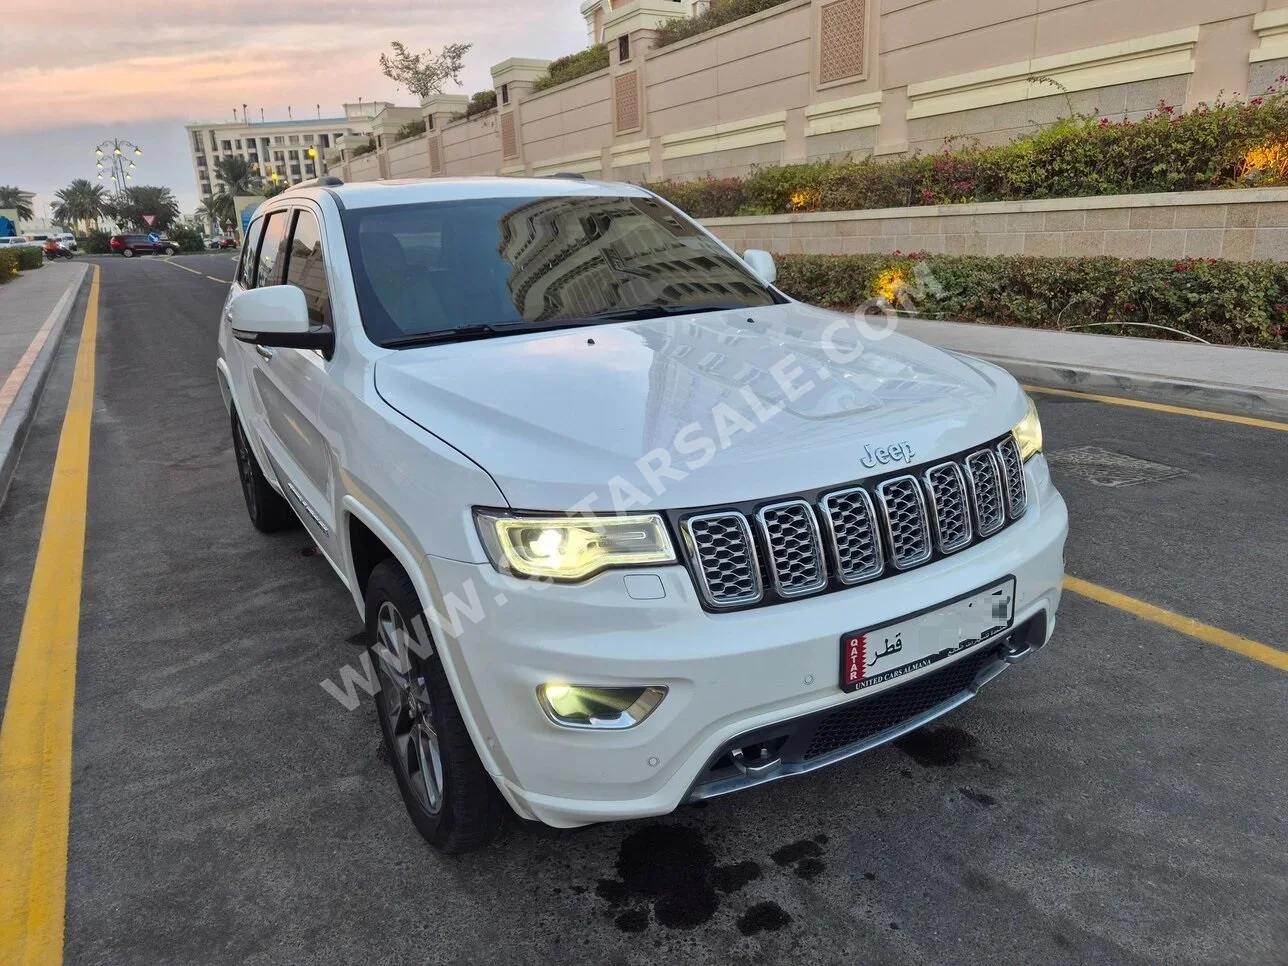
[542,172,586,180]
[286,176,345,192]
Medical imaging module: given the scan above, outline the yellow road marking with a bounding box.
[1064,576,1287,671]
[0,265,99,963]
[1025,385,1288,432]
[205,275,226,283]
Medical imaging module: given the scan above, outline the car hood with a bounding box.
[373,303,1027,510]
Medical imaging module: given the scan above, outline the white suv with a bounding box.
[218,177,1068,854]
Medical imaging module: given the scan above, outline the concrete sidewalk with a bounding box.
[898,318,1288,419]
[0,263,88,504]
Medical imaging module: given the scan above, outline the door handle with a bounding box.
[255,345,276,361]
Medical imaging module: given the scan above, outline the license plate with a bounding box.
[839,577,1017,693]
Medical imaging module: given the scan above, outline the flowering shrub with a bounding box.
[648,87,1288,217]
[773,254,1288,349]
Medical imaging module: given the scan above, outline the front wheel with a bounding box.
[163,246,177,256]
[121,247,135,258]
[367,560,506,854]
[231,410,295,532]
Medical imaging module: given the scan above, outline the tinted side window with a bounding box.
[286,210,331,325]
[236,218,261,285]
[254,212,289,288]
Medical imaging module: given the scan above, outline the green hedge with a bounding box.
[533,45,609,93]
[169,225,205,253]
[0,249,17,282]
[395,119,426,142]
[16,246,43,271]
[773,253,1288,349]
[78,230,112,254]
[649,91,1288,217]
[461,89,497,120]
[654,0,795,48]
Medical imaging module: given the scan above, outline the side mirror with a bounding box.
[229,285,333,353]
[742,249,777,286]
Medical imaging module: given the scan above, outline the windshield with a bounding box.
[341,194,781,346]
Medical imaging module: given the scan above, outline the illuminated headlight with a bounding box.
[475,511,676,581]
[1012,396,1043,462]
[538,684,667,729]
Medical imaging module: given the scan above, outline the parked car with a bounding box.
[0,236,40,250]
[218,177,1068,854]
[110,234,178,257]
[207,235,239,250]
[57,232,77,251]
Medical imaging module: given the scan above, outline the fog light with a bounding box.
[538,684,667,730]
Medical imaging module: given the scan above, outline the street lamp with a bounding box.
[93,138,143,198]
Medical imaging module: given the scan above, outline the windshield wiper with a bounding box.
[380,324,513,348]
[583,303,750,322]
[379,304,753,348]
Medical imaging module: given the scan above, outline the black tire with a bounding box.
[231,409,295,532]
[122,247,135,258]
[367,560,506,854]
[163,246,177,255]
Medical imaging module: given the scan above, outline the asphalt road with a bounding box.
[1,252,1285,965]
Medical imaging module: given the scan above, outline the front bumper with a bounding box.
[422,457,1068,828]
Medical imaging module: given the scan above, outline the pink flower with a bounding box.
[1252,97,1265,107]
[1100,117,1111,127]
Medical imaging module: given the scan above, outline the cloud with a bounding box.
[0,0,585,130]
[2,0,586,219]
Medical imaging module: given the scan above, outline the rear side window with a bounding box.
[236,219,261,285]
[285,210,331,325]
[253,212,289,288]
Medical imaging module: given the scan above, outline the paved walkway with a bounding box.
[0,264,87,425]
[898,318,1288,418]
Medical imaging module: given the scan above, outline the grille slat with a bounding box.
[996,435,1028,519]
[755,501,827,598]
[682,513,762,608]
[678,433,1027,610]
[820,487,883,585]
[965,450,1006,537]
[875,475,932,569]
[923,462,972,554]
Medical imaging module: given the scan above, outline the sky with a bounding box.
[0,0,587,223]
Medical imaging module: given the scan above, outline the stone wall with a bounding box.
[700,188,1288,262]
[340,1,1288,189]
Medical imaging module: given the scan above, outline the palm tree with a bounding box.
[116,185,180,232]
[213,156,260,197]
[52,179,108,232]
[0,186,34,221]
[200,194,234,232]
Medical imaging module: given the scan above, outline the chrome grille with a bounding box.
[820,487,883,585]
[923,462,972,553]
[756,501,827,598]
[682,512,762,608]
[965,450,1006,537]
[996,435,1028,519]
[677,433,1023,610]
[875,476,932,569]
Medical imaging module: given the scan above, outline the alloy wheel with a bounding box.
[233,418,258,518]
[375,601,444,815]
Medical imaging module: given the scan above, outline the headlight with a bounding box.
[475,511,676,581]
[1012,396,1043,462]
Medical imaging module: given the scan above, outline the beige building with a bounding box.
[335,0,1288,191]
[582,0,697,43]
[184,101,398,200]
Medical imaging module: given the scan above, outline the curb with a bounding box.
[0,265,90,508]
[973,354,1288,422]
